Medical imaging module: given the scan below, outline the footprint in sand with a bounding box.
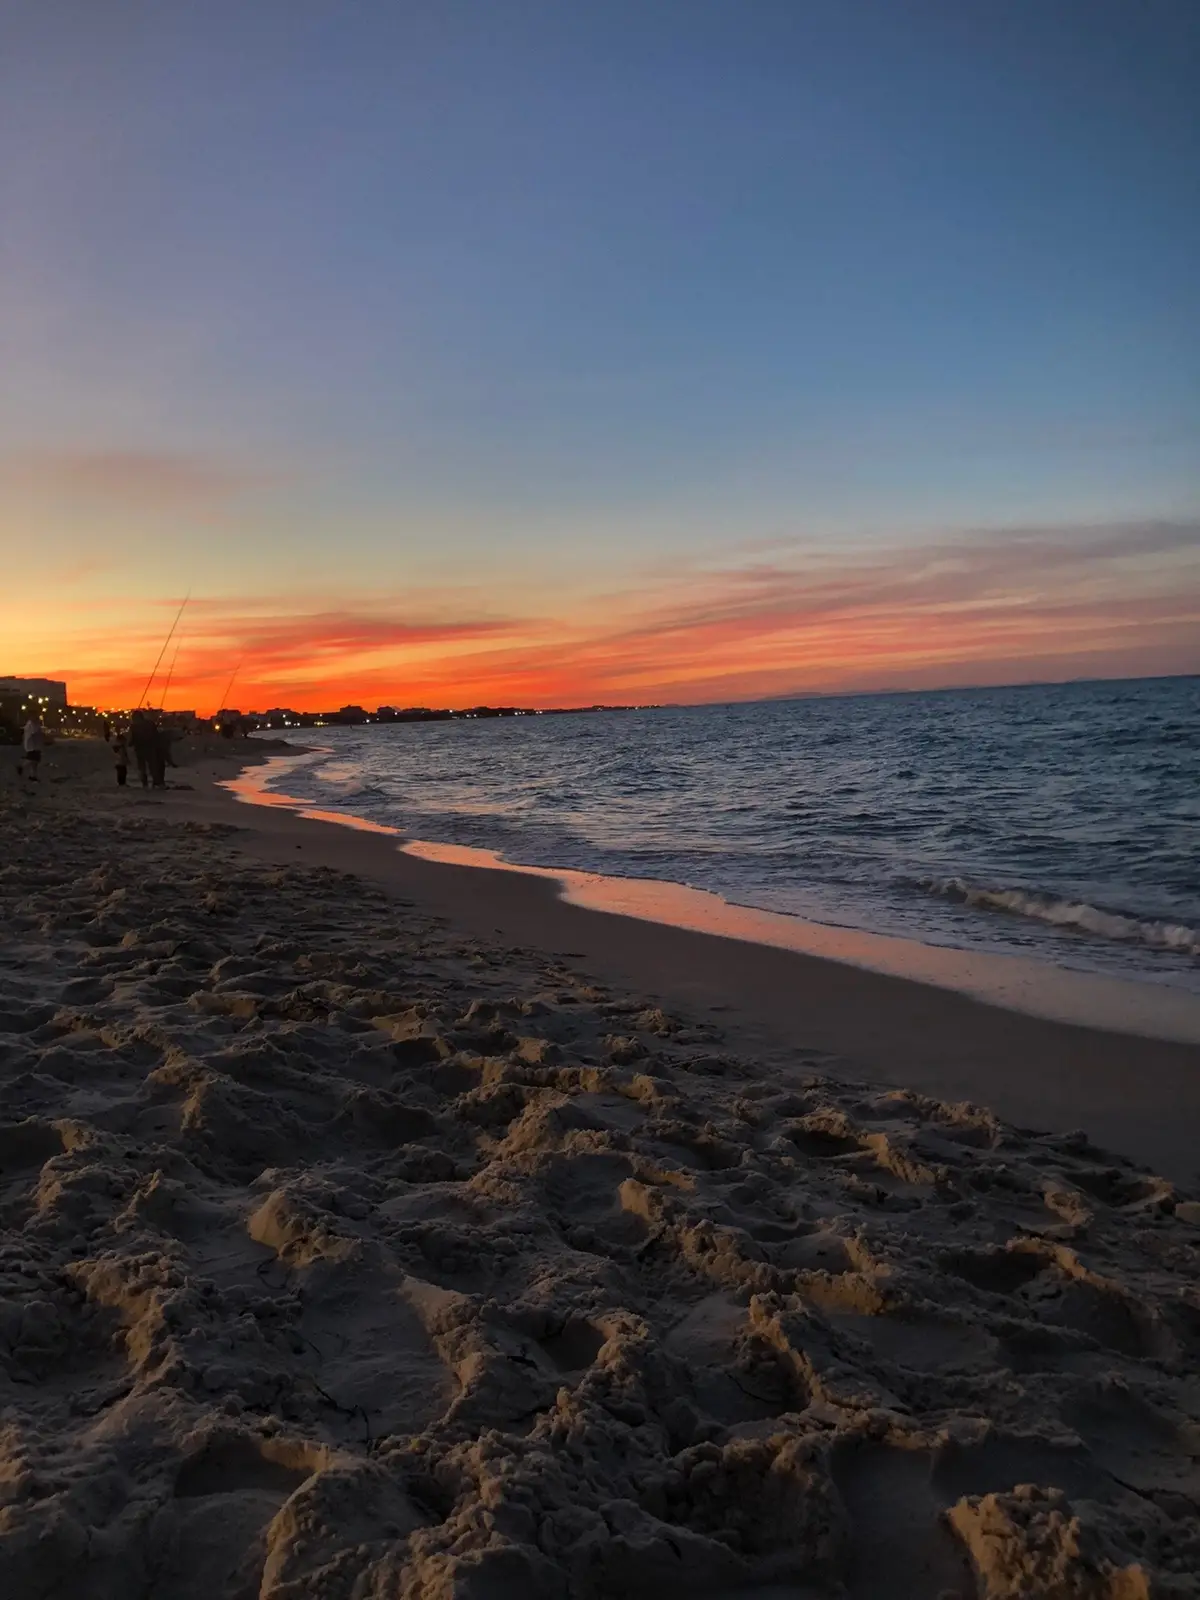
[160,1435,321,1600]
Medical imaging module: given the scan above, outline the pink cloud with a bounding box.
[0,449,266,508]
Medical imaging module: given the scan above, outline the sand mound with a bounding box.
[1,797,1199,1597]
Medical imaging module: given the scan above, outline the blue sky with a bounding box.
[2,0,1198,706]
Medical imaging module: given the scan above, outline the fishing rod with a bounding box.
[159,639,182,712]
[136,592,190,710]
[216,658,244,719]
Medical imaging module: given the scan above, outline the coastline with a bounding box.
[229,750,1200,1047]
[5,732,1200,1596]
[10,735,1194,1178]
[185,740,1198,1183]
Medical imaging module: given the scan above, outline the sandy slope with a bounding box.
[2,770,1200,1596]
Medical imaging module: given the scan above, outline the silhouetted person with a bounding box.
[112,733,129,787]
[151,723,176,789]
[129,711,155,788]
[21,716,45,781]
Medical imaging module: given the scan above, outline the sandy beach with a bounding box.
[3,735,1200,1598]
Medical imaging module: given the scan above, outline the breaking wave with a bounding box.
[919,878,1200,956]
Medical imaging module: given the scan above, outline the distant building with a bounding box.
[0,676,68,710]
[0,676,71,737]
[261,708,304,728]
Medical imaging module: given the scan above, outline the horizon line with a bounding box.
[16,663,1188,721]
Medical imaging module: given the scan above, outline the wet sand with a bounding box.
[210,745,1200,1187]
[2,735,1199,1598]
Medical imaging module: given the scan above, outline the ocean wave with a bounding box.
[292,771,391,804]
[918,878,1199,956]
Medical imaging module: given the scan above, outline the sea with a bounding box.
[251,676,1200,994]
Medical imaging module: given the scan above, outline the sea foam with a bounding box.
[920,877,1199,956]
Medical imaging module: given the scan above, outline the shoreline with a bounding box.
[160,738,1200,1185]
[228,749,1200,1047]
[7,734,1198,1177]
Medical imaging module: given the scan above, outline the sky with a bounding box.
[2,0,1198,711]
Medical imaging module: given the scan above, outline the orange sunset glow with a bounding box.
[7,518,1198,714]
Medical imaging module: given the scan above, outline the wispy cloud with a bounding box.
[0,449,266,509]
[534,517,1200,698]
[32,601,526,709]
[25,516,1200,710]
[183,608,516,677]
[618,519,1199,636]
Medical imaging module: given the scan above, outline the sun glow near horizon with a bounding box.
[5,515,1197,715]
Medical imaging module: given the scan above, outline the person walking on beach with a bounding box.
[20,715,45,781]
[129,711,155,789]
[112,732,129,787]
[150,722,178,789]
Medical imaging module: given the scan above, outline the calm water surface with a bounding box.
[256,677,1200,992]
